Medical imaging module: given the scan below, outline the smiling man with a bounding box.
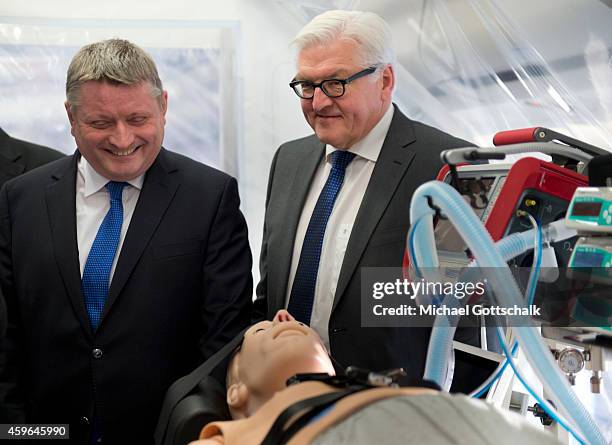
[0,39,252,444]
[255,10,480,392]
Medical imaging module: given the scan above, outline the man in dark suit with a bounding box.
[0,39,252,444]
[0,130,64,338]
[255,10,479,391]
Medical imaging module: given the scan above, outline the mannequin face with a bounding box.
[226,310,335,417]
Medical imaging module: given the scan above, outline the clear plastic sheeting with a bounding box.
[402,0,612,149]
[0,18,240,174]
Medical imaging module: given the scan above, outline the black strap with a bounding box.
[260,387,366,445]
[260,376,442,444]
[154,329,247,445]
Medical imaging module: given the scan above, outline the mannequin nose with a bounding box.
[273,309,296,323]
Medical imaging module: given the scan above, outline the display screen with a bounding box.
[436,177,496,252]
[572,202,602,217]
[573,251,604,267]
[458,177,496,217]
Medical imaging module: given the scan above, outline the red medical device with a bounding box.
[403,128,596,271]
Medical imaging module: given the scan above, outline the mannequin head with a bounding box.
[226,310,335,419]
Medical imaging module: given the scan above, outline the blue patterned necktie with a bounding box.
[82,181,127,331]
[287,150,356,325]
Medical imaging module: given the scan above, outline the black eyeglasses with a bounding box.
[289,66,378,99]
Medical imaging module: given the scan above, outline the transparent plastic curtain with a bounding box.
[392,0,612,149]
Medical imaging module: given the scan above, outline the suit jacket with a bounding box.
[0,128,65,186]
[0,148,252,444]
[255,106,480,391]
[0,129,64,343]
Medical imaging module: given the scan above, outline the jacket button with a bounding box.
[92,348,104,359]
[80,416,90,425]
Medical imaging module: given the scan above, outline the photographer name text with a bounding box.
[372,304,541,317]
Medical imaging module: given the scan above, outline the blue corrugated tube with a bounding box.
[468,215,544,399]
[409,180,605,445]
[419,214,545,394]
[417,208,570,392]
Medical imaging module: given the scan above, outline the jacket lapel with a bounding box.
[269,140,324,310]
[45,153,93,338]
[0,129,26,182]
[102,149,179,321]
[332,108,416,312]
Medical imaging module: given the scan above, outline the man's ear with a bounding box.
[160,90,168,125]
[65,102,76,137]
[380,64,395,101]
[227,382,249,412]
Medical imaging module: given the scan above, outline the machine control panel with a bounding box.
[566,187,612,232]
[568,237,612,286]
[569,238,612,268]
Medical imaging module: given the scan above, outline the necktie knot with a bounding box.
[330,150,356,172]
[106,181,127,201]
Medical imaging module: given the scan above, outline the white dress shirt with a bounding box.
[76,156,144,281]
[286,105,395,349]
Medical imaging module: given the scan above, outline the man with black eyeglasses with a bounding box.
[255,10,480,392]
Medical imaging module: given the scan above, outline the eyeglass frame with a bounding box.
[289,66,379,99]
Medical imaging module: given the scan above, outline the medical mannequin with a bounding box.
[189,311,561,445]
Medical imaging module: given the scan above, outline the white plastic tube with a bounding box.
[492,218,576,262]
[410,181,605,445]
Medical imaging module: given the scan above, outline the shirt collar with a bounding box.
[78,155,145,197]
[325,104,395,163]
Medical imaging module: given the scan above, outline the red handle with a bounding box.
[493,127,539,146]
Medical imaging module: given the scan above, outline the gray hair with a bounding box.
[292,10,396,68]
[66,38,163,107]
